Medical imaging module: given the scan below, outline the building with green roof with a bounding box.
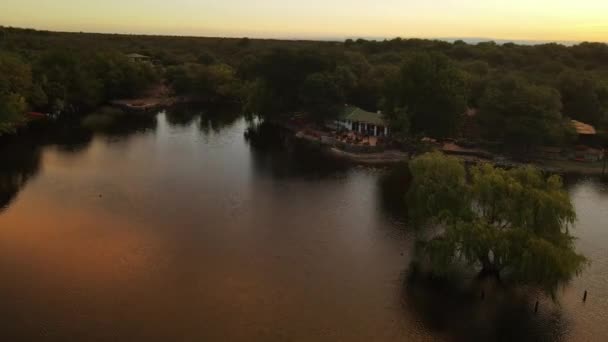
[126,53,152,63]
[334,105,390,137]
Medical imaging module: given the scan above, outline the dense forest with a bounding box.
[1,26,607,151]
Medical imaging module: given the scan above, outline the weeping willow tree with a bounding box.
[407,152,587,295]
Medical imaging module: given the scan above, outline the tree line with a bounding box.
[1,27,607,151]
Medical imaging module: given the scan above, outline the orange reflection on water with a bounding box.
[0,192,166,292]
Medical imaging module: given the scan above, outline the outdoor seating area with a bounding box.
[336,131,381,147]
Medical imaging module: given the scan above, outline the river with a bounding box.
[0,109,606,341]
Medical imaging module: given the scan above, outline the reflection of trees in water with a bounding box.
[0,120,94,211]
[0,114,157,213]
[244,121,349,179]
[562,174,585,191]
[562,174,608,195]
[165,107,201,127]
[377,162,411,223]
[401,266,568,341]
[164,104,241,134]
[0,141,42,212]
[198,110,240,135]
[43,121,93,153]
[0,107,243,213]
[92,114,158,138]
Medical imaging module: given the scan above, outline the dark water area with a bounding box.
[0,108,607,341]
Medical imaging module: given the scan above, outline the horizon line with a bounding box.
[2,25,606,46]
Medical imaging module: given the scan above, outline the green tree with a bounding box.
[241,48,332,118]
[205,64,241,101]
[386,107,410,141]
[478,75,567,151]
[407,152,587,295]
[34,51,103,113]
[407,152,470,223]
[0,53,32,96]
[386,52,468,138]
[243,80,279,117]
[166,63,240,103]
[598,81,608,127]
[0,53,31,132]
[299,72,344,122]
[197,50,216,65]
[558,71,606,126]
[90,52,159,100]
[0,93,27,133]
[29,83,48,110]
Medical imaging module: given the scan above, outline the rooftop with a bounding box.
[571,120,596,135]
[126,53,150,59]
[340,106,386,126]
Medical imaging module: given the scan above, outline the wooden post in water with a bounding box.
[583,290,588,302]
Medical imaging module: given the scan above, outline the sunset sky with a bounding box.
[2,0,607,42]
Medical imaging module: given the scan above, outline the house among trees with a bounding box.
[126,53,151,63]
[334,105,389,137]
[571,120,604,162]
[571,119,596,138]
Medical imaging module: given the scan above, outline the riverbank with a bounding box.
[0,113,51,138]
[284,120,607,175]
[109,97,179,112]
[533,159,606,176]
[327,147,410,165]
[109,84,193,112]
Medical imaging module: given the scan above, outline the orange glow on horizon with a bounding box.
[1,1,607,42]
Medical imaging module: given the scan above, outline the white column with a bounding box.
[374,126,378,136]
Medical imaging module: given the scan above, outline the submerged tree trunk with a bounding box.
[478,266,501,280]
[478,254,501,279]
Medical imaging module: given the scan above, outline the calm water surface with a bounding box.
[0,109,607,341]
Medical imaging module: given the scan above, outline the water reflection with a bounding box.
[0,141,41,212]
[164,104,241,134]
[164,106,201,127]
[245,121,349,179]
[377,162,411,223]
[44,121,94,153]
[0,107,244,217]
[0,120,97,211]
[0,110,606,341]
[88,113,158,138]
[198,107,241,135]
[402,267,568,341]
[0,113,163,214]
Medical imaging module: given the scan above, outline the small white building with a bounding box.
[126,53,152,63]
[334,106,390,137]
